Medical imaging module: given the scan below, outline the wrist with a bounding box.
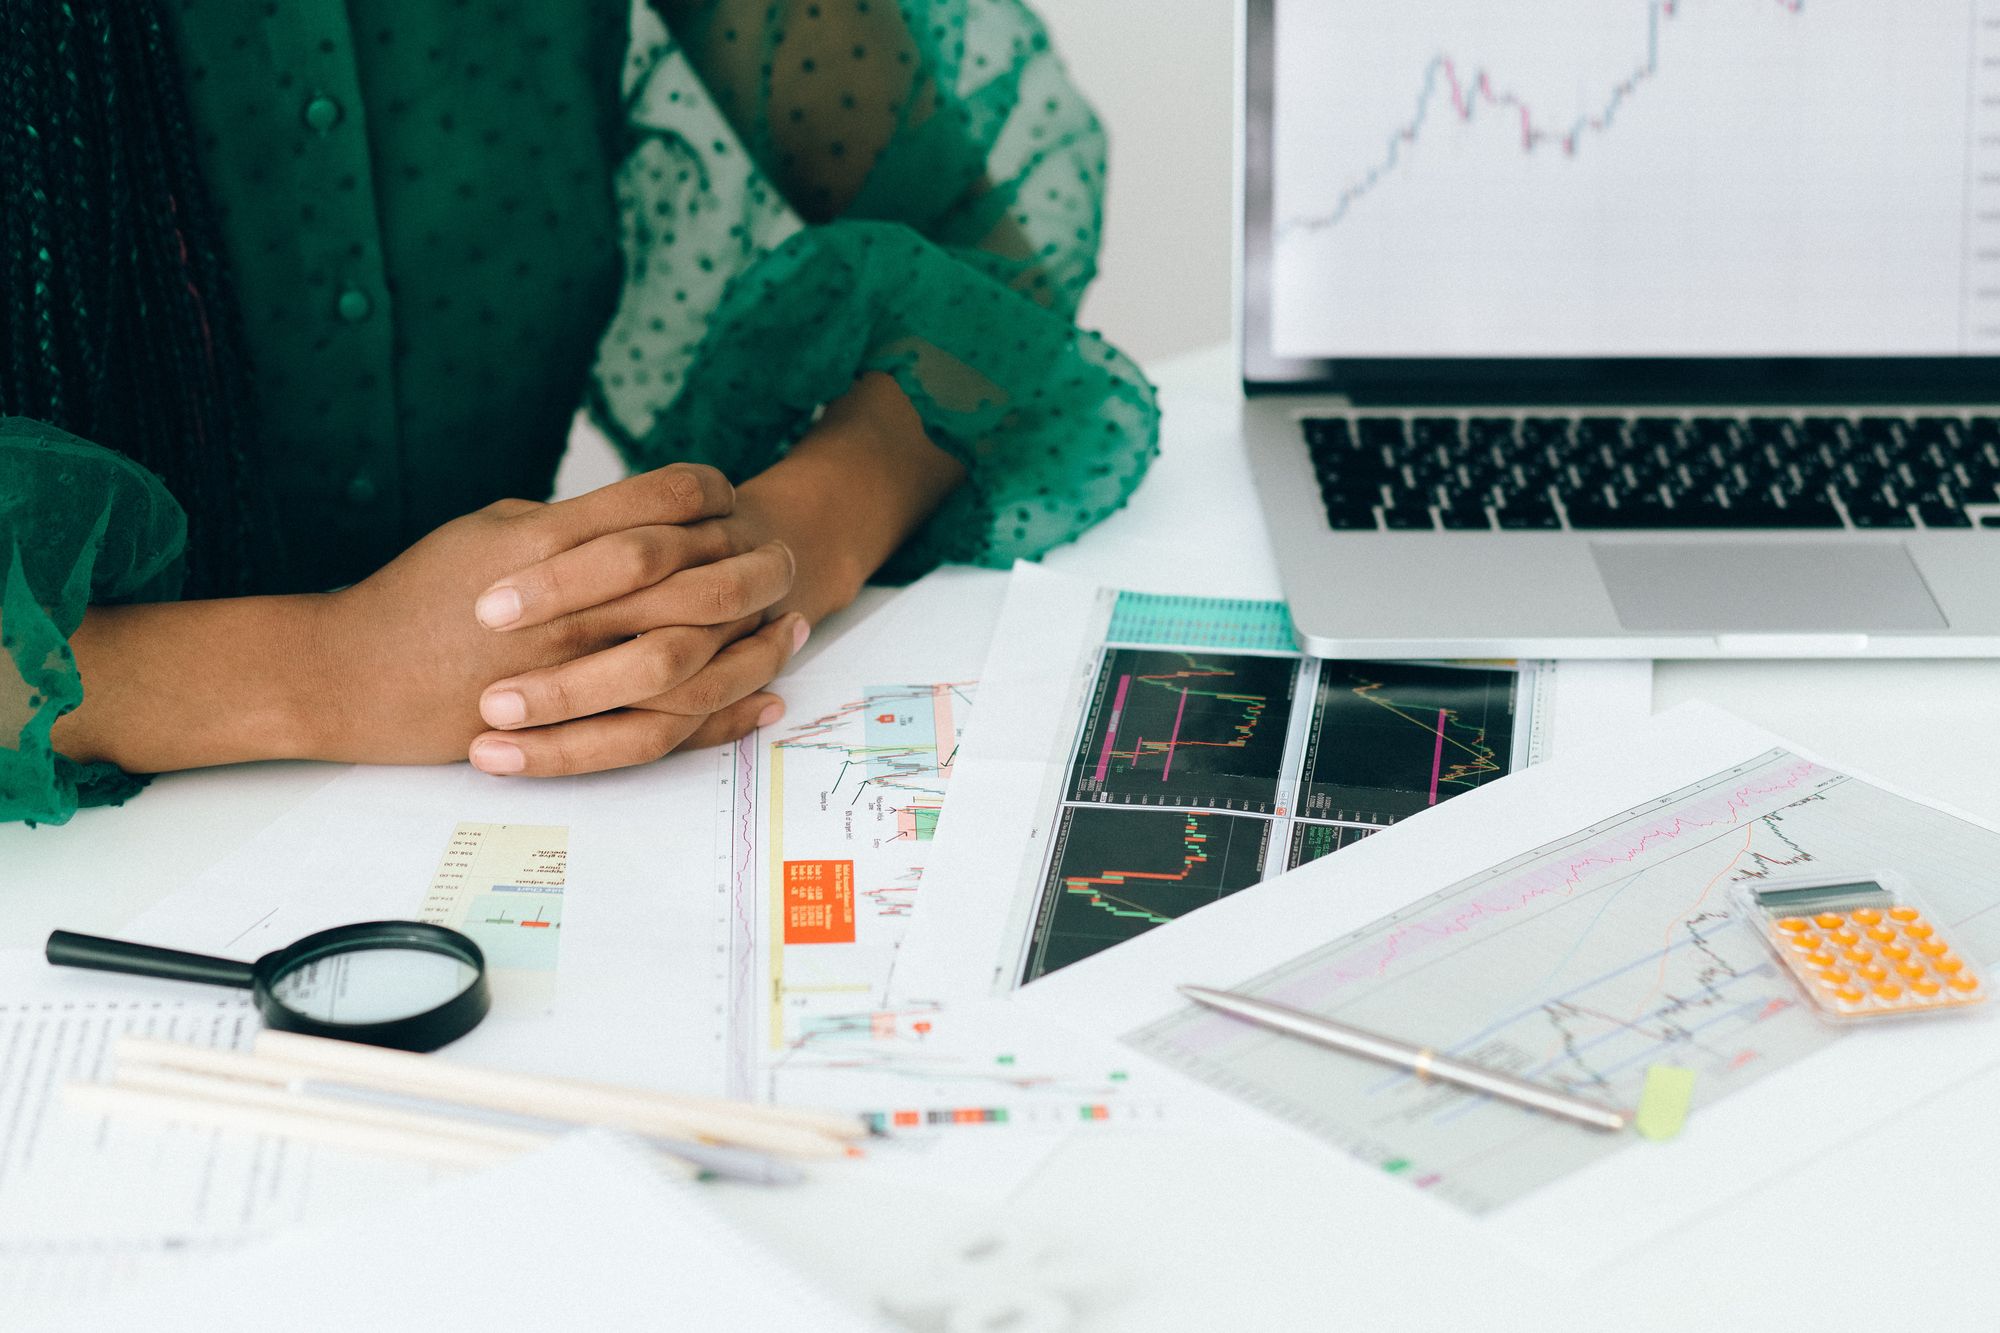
[55,593,341,771]
[732,471,870,623]
[730,373,966,622]
[286,592,348,760]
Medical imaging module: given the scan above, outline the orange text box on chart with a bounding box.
[782,860,855,944]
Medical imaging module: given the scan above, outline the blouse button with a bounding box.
[336,287,372,323]
[345,472,378,505]
[303,95,343,134]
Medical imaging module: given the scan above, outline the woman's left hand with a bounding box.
[465,485,810,777]
[469,372,967,777]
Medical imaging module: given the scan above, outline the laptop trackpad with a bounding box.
[1590,541,1949,632]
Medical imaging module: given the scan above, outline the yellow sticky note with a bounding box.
[1635,1065,1696,1141]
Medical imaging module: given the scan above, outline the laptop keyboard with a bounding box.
[1303,414,2000,532]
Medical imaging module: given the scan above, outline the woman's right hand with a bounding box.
[316,463,804,769]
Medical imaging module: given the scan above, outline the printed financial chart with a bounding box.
[418,821,567,1009]
[759,1003,1164,1139]
[1127,750,2000,1213]
[716,678,1164,1138]
[1269,0,2000,357]
[1022,594,1540,983]
[714,678,976,1099]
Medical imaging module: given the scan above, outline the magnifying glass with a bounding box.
[45,921,491,1052]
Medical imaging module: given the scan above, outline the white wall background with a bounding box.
[1030,0,1237,364]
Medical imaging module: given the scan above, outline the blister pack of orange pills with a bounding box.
[1736,874,1986,1023]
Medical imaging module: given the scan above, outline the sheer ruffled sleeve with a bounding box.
[0,418,186,825]
[590,0,1158,577]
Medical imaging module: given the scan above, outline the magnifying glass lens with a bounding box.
[269,947,482,1025]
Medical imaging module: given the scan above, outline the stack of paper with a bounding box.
[41,1130,883,1331]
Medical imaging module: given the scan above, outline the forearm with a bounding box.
[51,595,334,773]
[733,372,967,622]
[45,376,959,777]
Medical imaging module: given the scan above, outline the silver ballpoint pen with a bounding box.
[1178,985,1628,1133]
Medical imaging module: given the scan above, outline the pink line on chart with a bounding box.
[1093,674,1132,782]
[1160,687,1191,783]
[1295,761,1825,998]
[1427,708,1447,806]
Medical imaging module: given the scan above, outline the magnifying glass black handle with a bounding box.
[46,930,254,989]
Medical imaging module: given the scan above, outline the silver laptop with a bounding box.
[1239,1,2000,658]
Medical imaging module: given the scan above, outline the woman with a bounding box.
[0,0,1157,824]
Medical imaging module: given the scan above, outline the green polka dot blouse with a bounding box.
[0,0,1159,825]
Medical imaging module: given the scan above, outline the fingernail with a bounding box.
[475,586,523,629]
[757,701,785,728]
[470,738,525,773]
[790,616,810,653]
[481,690,527,728]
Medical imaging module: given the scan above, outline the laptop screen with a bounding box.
[1241,0,2000,401]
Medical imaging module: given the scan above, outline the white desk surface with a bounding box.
[8,344,2000,1329]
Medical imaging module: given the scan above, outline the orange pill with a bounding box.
[1776,916,1813,933]
[1918,938,1950,956]
[1832,928,1860,946]
[1805,950,1837,968]
[1935,955,1965,974]
[1904,921,1935,939]
[1818,967,1851,985]
[1815,912,1845,929]
[1881,941,1911,960]
[1949,974,1981,992]
[1786,934,1821,952]
[1844,945,1873,964]
[1896,961,1926,981]
[1890,906,1921,921]
[1872,982,1904,1001]
[1912,977,1943,997]
[1835,986,1866,1005]
[1852,908,1883,925]
[1859,963,1889,983]
[1866,925,1896,943]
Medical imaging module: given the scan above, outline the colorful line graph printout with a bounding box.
[761,682,973,1050]
[1127,749,2000,1213]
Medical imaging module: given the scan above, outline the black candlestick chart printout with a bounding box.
[1127,750,2000,1214]
[1300,663,1518,825]
[1013,596,1539,983]
[1067,649,1298,813]
[1023,808,1273,984]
